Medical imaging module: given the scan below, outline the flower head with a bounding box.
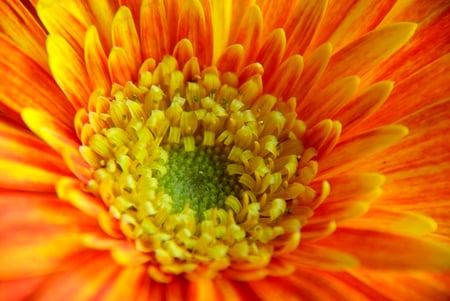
[0,0,450,300]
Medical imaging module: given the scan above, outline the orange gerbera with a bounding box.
[0,0,450,300]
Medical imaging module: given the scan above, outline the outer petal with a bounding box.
[360,54,450,130]
[29,252,121,300]
[0,35,75,125]
[317,22,416,89]
[0,0,48,69]
[318,228,450,270]
[0,192,95,279]
[37,0,88,54]
[283,0,327,56]
[0,118,71,191]
[349,270,450,301]
[366,99,450,235]
[310,0,397,52]
[140,0,170,62]
[318,125,409,179]
[47,33,91,110]
[371,2,450,84]
[177,0,213,66]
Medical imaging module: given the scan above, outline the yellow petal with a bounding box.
[343,208,438,236]
[257,29,286,82]
[302,76,360,126]
[319,228,450,270]
[0,35,75,125]
[0,118,70,191]
[336,81,393,133]
[47,33,90,110]
[0,0,48,69]
[285,243,360,270]
[232,4,263,63]
[37,0,87,53]
[265,55,304,99]
[312,0,398,52]
[140,0,170,62]
[112,6,141,74]
[319,22,417,87]
[292,42,332,102]
[216,44,244,73]
[177,0,213,65]
[319,125,408,178]
[108,46,134,85]
[84,26,111,92]
[284,0,328,55]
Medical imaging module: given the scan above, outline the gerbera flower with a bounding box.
[1,0,450,299]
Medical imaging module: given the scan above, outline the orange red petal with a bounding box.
[47,33,91,110]
[0,35,75,125]
[140,0,170,62]
[177,0,213,66]
[0,0,48,70]
[0,118,71,192]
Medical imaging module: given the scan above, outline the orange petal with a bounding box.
[319,22,417,88]
[249,268,372,301]
[213,277,258,300]
[366,99,450,235]
[22,108,93,183]
[22,108,78,154]
[135,274,165,301]
[30,252,121,300]
[188,280,223,301]
[140,0,170,62]
[257,29,286,82]
[86,0,116,50]
[342,208,438,236]
[56,177,106,218]
[112,6,141,75]
[173,39,195,67]
[0,192,93,279]
[284,0,328,56]
[84,26,111,92]
[0,276,46,301]
[335,81,393,134]
[370,4,450,84]
[284,244,360,270]
[311,201,371,225]
[99,266,148,301]
[216,44,244,73]
[291,42,332,102]
[300,76,360,126]
[349,269,450,300]
[265,55,304,99]
[319,228,450,270]
[177,0,213,66]
[108,46,135,85]
[37,0,87,54]
[118,0,141,25]
[303,119,342,156]
[0,118,71,192]
[232,5,263,63]
[210,0,232,62]
[0,0,48,69]
[326,173,385,203]
[260,0,298,37]
[0,35,75,125]
[318,125,408,178]
[361,54,450,130]
[311,0,397,52]
[47,33,91,110]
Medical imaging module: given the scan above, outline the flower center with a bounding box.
[77,55,319,281]
[158,145,240,218]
